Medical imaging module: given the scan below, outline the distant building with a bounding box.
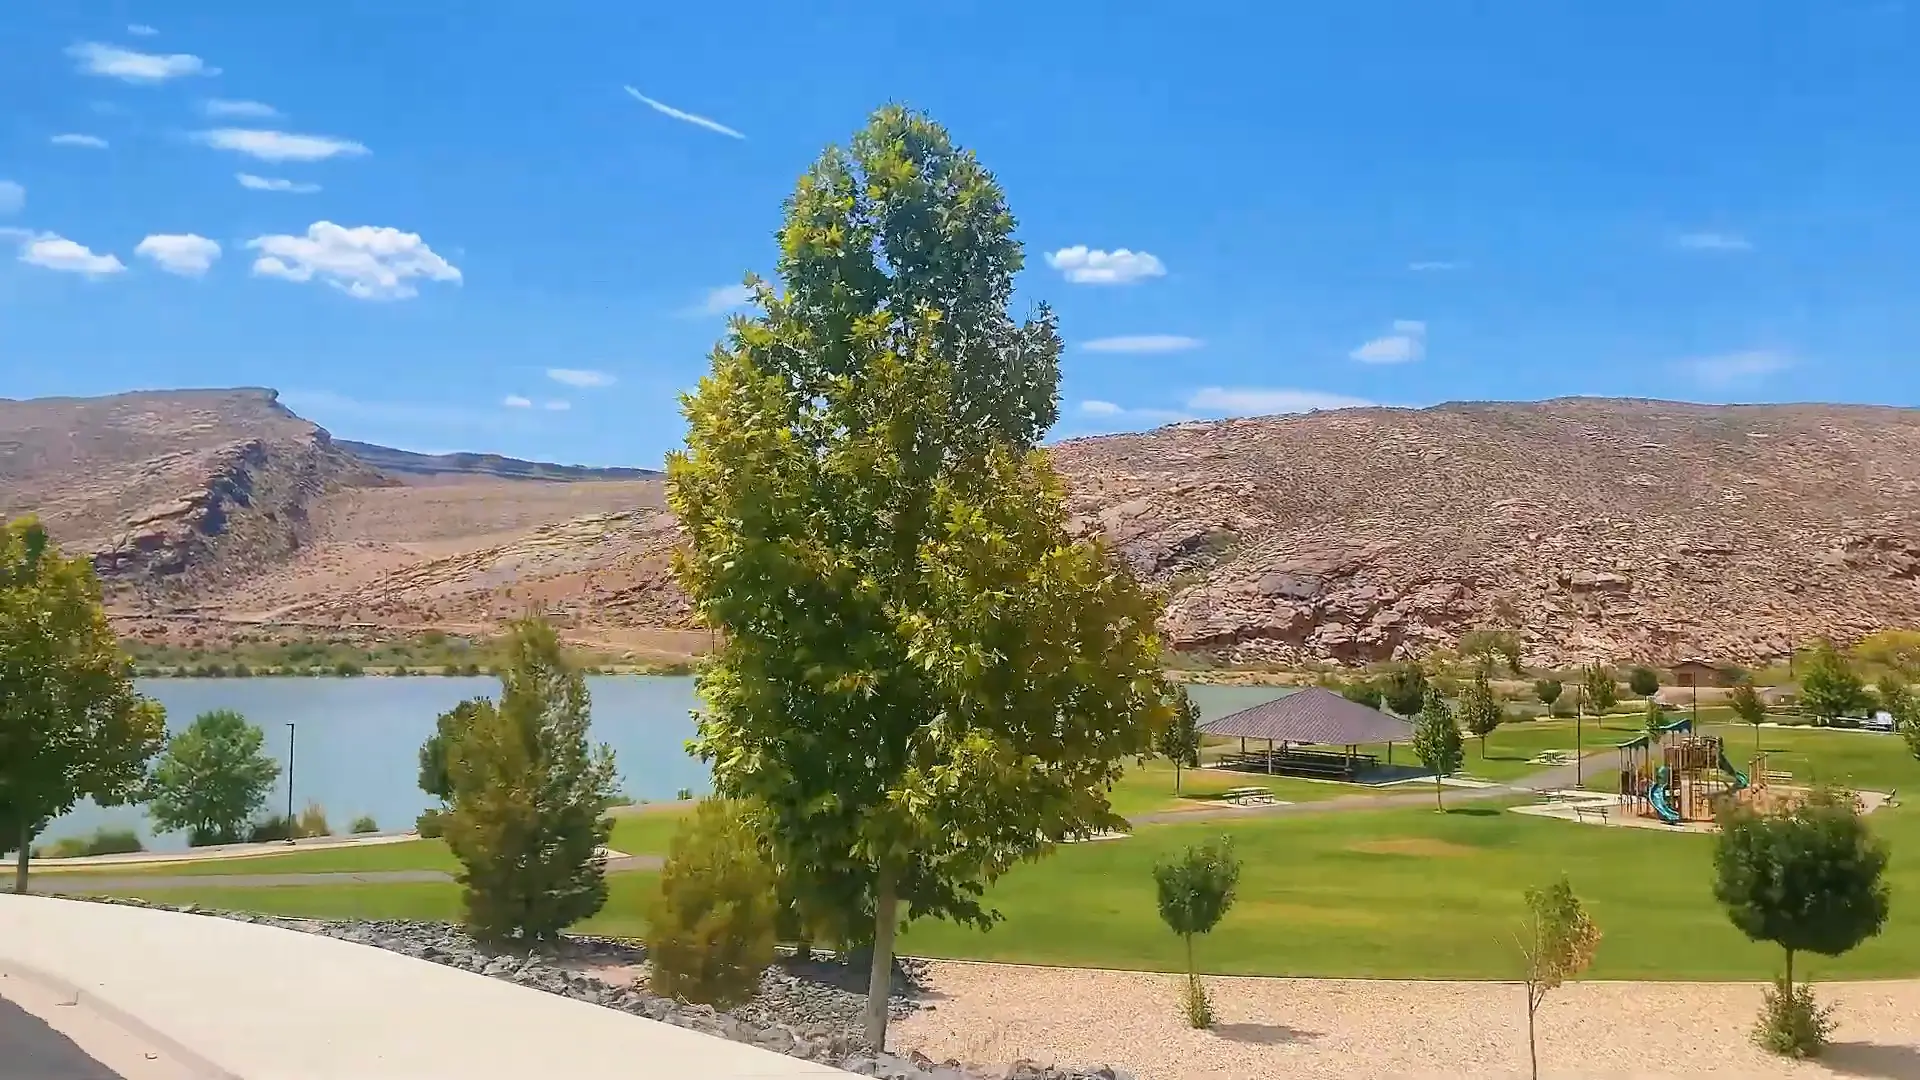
[1669,657,1733,688]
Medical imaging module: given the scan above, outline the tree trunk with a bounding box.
[1435,772,1445,811]
[1784,946,1795,997]
[13,822,29,895]
[1185,931,1195,979]
[1526,990,1539,1080]
[863,863,900,1051]
[1174,760,1182,795]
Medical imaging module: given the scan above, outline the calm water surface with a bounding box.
[42,677,1285,852]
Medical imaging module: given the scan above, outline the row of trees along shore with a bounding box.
[0,107,1908,1064]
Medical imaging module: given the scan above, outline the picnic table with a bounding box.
[1221,785,1278,806]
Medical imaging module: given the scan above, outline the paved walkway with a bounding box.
[0,893,847,1078]
[0,995,127,1080]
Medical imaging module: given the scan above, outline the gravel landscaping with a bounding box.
[81,898,1128,1080]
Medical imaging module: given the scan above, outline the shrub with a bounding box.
[39,827,145,859]
[335,660,364,677]
[643,799,780,1008]
[247,815,294,843]
[295,801,332,838]
[231,662,253,678]
[1627,665,1660,697]
[350,814,380,834]
[1754,975,1836,1058]
[416,808,446,838]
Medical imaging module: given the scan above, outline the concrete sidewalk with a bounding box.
[0,894,848,1079]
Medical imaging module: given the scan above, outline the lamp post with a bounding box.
[285,723,296,845]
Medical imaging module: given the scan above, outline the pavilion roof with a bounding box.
[1199,686,1415,746]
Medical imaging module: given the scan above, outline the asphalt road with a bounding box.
[0,996,124,1080]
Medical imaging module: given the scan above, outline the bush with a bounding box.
[247,815,295,843]
[335,660,364,677]
[643,799,780,1008]
[1754,976,1836,1058]
[1627,666,1660,697]
[295,801,332,838]
[350,814,380,834]
[416,808,446,838]
[1182,973,1213,1029]
[38,827,145,859]
[231,662,253,678]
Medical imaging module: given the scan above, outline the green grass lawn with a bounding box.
[1277,714,1650,785]
[1105,760,1353,819]
[39,838,462,877]
[1703,724,1912,794]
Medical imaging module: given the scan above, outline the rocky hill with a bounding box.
[4,389,1918,666]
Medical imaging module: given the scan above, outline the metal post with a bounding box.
[285,723,296,845]
[1576,692,1584,787]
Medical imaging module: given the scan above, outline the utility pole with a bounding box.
[285,723,297,845]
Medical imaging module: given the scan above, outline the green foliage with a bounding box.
[1519,876,1601,1080]
[1152,836,1240,1028]
[1533,678,1563,707]
[668,106,1170,1046]
[643,799,780,1008]
[1182,973,1213,1030]
[246,815,294,843]
[146,709,281,847]
[334,660,363,677]
[1458,629,1523,675]
[419,698,491,802]
[0,516,167,891]
[1627,665,1660,697]
[1460,668,1504,751]
[1851,628,1920,678]
[1642,696,1666,739]
[442,616,620,945]
[1581,663,1619,716]
[1798,641,1869,726]
[296,801,332,838]
[1412,687,1464,809]
[415,808,446,839]
[38,826,144,859]
[1729,682,1768,728]
[1378,661,1428,716]
[1156,685,1202,794]
[1714,785,1890,1052]
[1753,975,1838,1058]
[350,814,379,834]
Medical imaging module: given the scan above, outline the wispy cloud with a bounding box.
[543,400,572,412]
[1408,260,1466,272]
[1080,335,1203,354]
[1044,246,1166,285]
[237,173,320,194]
[197,129,367,162]
[248,222,462,301]
[0,181,21,216]
[1349,319,1427,364]
[503,395,533,409]
[546,368,617,389]
[691,283,754,316]
[622,86,744,139]
[204,99,280,119]
[127,24,158,36]
[1674,231,1753,253]
[135,233,221,276]
[51,133,110,149]
[1683,349,1792,387]
[67,41,215,82]
[1068,400,1194,430]
[17,234,127,276]
[1186,387,1374,417]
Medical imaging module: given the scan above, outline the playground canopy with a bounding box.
[1201,687,1415,745]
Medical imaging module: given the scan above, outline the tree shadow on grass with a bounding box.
[1211,1022,1319,1046]
[1441,806,1501,817]
[1817,1041,1920,1079]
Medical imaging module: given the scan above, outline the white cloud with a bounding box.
[623,86,744,139]
[1408,260,1465,271]
[51,133,110,149]
[1349,319,1427,364]
[1683,350,1791,387]
[247,221,462,301]
[694,283,754,315]
[67,41,215,82]
[1044,246,1166,285]
[1674,231,1753,252]
[503,395,533,408]
[1078,400,1124,416]
[127,24,159,36]
[1186,387,1374,417]
[18,234,127,276]
[546,368,616,389]
[135,233,221,276]
[1080,334,1202,354]
[237,173,321,194]
[204,99,280,118]
[543,400,572,412]
[198,129,367,162]
[0,181,21,216]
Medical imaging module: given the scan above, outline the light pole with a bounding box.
[285,723,297,845]
[1575,683,1584,787]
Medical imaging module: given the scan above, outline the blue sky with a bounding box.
[3,2,1916,467]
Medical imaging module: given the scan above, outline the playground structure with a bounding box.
[1615,717,1761,825]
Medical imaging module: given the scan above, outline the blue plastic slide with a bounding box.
[1718,751,1750,792]
[1649,765,1681,824]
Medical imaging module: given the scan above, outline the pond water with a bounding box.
[39,677,1287,853]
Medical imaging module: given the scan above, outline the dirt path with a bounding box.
[892,960,1920,1080]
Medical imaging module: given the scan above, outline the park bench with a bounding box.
[1572,804,1608,823]
[1764,770,1793,785]
[1222,786,1277,806]
[1530,750,1571,766]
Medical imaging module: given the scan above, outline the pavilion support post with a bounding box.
[1267,739,1274,775]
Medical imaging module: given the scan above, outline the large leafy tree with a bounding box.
[1156,684,1202,795]
[443,616,619,945]
[0,517,165,893]
[668,106,1172,1048]
[145,709,280,846]
[1799,640,1869,727]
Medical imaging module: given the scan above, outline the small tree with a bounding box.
[1533,678,1563,710]
[145,709,281,846]
[1340,678,1385,710]
[1156,684,1202,795]
[1641,696,1666,740]
[1517,876,1602,1080]
[443,616,620,945]
[1627,665,1660,698]
[1713,787,1890,1057]
[644,798,780,1008]
[1381,661,1429,717]
[1152,836,1241,1028]
[1460,668,1504,754]
[1412,687,1464,811]
[1729,680,1768,759]
[0,517,166,892]
[1581,663,1618,717]
[1799,640,1869,727]
[1459,628,1523,675]
[1887,678,1920,763]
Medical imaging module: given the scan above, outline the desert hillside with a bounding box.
[4,389,1917,666]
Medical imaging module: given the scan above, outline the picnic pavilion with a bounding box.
[1202,686,1417,781]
